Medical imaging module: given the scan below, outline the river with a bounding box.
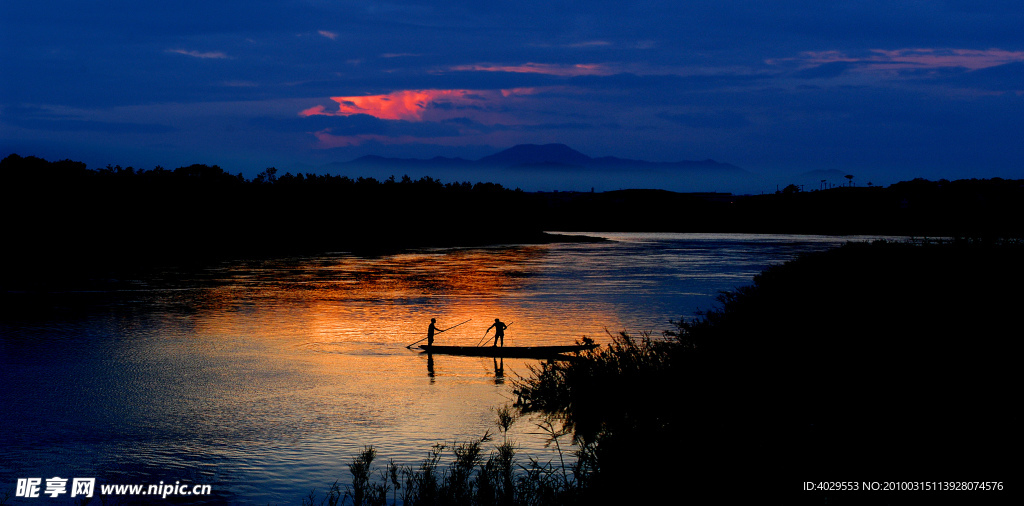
[0,233,897,504]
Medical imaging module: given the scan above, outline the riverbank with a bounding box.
[511,239,1017,504]
[532,179,1024,238]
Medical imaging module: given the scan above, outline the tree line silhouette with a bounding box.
[533,179,1024,239]
[1,154,547,285]
[4,153,1022,286]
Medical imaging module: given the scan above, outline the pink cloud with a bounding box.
[300,90,472,121]
[298,87,566,148]
[299,88,545,122]
[567,41,612,48]
[166,49,230,59]
[449,62,615,77]
[867,48,1024,70]
[774,48,1024,72]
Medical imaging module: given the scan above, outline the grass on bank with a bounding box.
[303,405,599,506]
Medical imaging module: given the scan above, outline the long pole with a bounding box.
[476,322,513,346]
[442,319,472,332]
[475,330,490,347]
[406,336,429,348]
[406,319,471,348]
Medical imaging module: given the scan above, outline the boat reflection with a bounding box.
[420,352,502,384]
[493,357,504,385]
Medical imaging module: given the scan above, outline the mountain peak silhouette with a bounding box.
[337,143,746,178]
[476,144,592,166]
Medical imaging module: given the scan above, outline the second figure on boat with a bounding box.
[487,318,508,347]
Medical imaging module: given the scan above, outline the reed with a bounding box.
[307,405,596,506]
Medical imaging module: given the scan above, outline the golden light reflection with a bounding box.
[169,241,631,440]
[5,233,870,503]
[185,246,622,371]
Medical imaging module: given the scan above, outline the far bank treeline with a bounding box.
[4,154,1023,266]
[542,180,1024,238]
[1,155,557,275]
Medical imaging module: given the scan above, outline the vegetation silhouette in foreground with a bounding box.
[304,406,597,506]
[513,240,1017,503]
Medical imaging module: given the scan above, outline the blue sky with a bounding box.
[3,1,1023,192]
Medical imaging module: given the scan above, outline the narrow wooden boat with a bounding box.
[418,343,598,358]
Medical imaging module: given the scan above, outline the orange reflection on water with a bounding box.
[6,233,888,505]
[167,239,626,458]
[184,245,616,362]
[157,246,593,472]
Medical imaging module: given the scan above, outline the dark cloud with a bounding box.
[255,114,389,135]
[257,113,466,139]
[945,61,1024,91]
[3,105,175,134]
[792,61,857,79]
[439,117,512,134]
[658,111,750,129]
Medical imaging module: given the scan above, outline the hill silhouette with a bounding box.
[339,143,746,175]
[476,143,593,167]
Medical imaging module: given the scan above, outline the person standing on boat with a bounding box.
[427,318,441,346]
[487,318,508,347]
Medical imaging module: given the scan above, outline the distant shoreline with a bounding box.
[0,231,604,291]
[4,153,1021,290]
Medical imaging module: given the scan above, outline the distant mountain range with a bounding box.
[333,143,746,174]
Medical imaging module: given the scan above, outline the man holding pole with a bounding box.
[414,318,471,348]
[487,318,508,347]
[427,318,440,346]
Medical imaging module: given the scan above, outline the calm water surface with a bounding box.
[1,233,895,504]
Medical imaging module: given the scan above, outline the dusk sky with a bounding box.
[3,1,1024,192]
